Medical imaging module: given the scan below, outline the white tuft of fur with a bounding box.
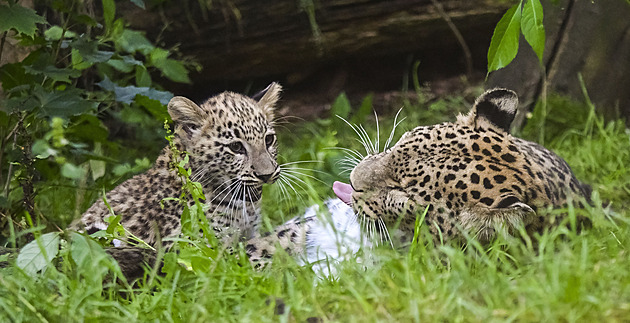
[300,199,370,278]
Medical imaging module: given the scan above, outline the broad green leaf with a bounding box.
[89,143,107,181]
[61,162,87,179]
[521,0,545,63]
[331,92,351,120]
[69,114,110,143]
[44,26,77,41]
[24,55,81,83]
[70,232,109,268]
[487,3,522,73]
[135,65,152,87]
[351,93,373,124]
[116,85,172,105]
[32,139,57,159]
[106,56,142,73]
[191,256,212,273]
[97,75,172,105]
[71,49,93,70]
[75,14,99,27]
[70,37,114,63]
[0,4,47,36]
[102,0,115,31]
[135,94,170,120]
[30,86,98,117]
[0,62,35,91]
[117,29,154,55]
[150,48,191,84]
[16,232,60,276]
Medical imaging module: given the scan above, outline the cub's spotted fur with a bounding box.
[72,83,282,247]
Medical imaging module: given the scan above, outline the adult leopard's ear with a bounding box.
[253,82,282,120]
[458,88,518,133]
[168,96,207,138]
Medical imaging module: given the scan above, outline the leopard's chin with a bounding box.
[246,188,263,202]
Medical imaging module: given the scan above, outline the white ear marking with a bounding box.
[256,82,282,120]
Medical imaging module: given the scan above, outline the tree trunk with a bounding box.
[488,0,630,127]
[123,0,509,82]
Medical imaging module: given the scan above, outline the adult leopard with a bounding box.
[247,88,592,268]
[333,88,592,244]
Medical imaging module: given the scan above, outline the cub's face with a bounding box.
[168,83,282,202]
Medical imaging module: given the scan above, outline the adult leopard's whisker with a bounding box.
[337,115,374,156]
[384,108,405,150]
[374,109,380,153]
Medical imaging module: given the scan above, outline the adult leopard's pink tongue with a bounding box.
[333,181,353,206]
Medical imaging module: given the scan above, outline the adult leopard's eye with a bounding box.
[228,141,246,154]
[265,134,276,147]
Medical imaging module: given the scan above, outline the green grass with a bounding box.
[1,89,630,322]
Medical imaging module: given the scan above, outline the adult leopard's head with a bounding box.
[167,83,282,202]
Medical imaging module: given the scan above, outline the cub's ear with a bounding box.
[458,88,518,133]
[168,96,207,138]
[253,82,282,120]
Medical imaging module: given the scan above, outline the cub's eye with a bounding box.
[183,123,198,136]
[228,141,246,154]
[265,134,276,147]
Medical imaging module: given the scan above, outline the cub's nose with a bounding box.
[254,171,274,183]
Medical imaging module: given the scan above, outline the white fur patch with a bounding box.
[300,198,369,277]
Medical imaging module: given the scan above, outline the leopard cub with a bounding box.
[72,83,282,247]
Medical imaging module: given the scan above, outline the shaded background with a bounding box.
[120,0,630,124]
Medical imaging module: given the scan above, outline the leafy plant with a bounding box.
[487,0,545,74]
[0,0,194,244]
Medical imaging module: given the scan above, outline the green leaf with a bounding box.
[191,255,212,273]
[0,4,47,37]
[331,92,351,120]
[106,56,142,73]
[44,26,77,41]
[23,55,82,83]
[135,94,170,120]
[135,65,152,87]
[74,14,99,27]
[61,162,87,179]
[89,143,107,181]
[351,93,374,124]
[150,48,191,84]
[68,114,110,143]
[97,77,173,105]
[487,3,522,73]
[117,29,154,55]
[30,86,98,117]
[70,37,114,63]
[0,64,32,92]
[71,49,93,70]
[70,232,109,268]
[521,0,545,64]
[16,232,60,276]
[102,0,115,31]
[32,139,57,159]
